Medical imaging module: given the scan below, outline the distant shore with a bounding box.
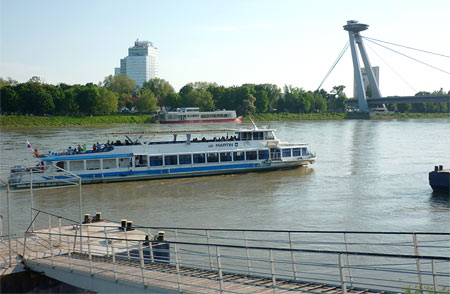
[0,112,448,127]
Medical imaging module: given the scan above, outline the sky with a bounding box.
[1,0,449,97]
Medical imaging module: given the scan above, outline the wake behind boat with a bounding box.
[9,124,315,188]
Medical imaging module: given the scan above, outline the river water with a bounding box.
[0,119,449,235]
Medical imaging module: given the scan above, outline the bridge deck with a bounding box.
[26,253,378,294]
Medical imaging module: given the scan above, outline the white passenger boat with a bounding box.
[9,125,315,187]
[160,107,242,124]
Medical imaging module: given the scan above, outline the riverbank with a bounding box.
[1,112,448,127]
[0,114,155,127]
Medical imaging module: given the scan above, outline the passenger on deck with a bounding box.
[82,144,87,152]
[67,146,73,154]
[77,145,82,153]
[202,137,206,142]
[93,144,97,152]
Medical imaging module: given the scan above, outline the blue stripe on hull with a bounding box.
[78,163,258,179]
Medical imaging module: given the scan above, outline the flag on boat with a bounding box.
[26,140,32,149]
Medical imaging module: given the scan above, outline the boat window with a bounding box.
[301,148,309,156]
[119,158,131,168]
[270,148,281,160]
[87,159,101,170]
[241,132,252,141]
[253,132,264,140]
[56,161,65,171]
[207,153,219,163]
[193,153,206,164]
[233,151,245,161]
[150,156,163,166]
[220,152,232,162]
[70,160,84,171]
[292,148,300,156]
[103,159,117,169]
[246,151,257,160]
[135,156,147,167]
[179,154,192,165]
[258,150,269,160]
[282,149,292,158]
[265,131,275,140]
[164,155,178,166]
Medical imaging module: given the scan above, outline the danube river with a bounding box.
[0,119,449,235]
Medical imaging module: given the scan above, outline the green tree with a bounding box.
[75,85,100,115]
[254,90,269,113]
[0,86,20,113]
[15,81,55,115]
[97,88,119,114]
[142,78,174,106]
[165,93,181,109]
[103,75,136,94]
[195,89,215,111]
[136,89,158,113]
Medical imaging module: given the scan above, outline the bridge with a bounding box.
[318,20,450,112]
[346,94,450,106]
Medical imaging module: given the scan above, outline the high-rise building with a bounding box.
[115,40,159,87]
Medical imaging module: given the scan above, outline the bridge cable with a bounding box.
[316,41,349,91]
[364,42,417,93]
[363,36,450,59]
[363,38,450,76]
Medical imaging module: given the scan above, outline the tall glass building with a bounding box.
[115,40,159,87]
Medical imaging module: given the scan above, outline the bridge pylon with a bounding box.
[344,20,382,113]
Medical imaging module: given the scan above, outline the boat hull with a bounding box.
[429,170,450,193]
[9,159,313,188]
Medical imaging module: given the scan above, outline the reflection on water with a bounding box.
[1,119,449,235]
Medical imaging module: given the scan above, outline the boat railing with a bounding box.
[7,164,81,188]
[23,209,450,293]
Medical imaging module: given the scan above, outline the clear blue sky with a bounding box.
[1,0,449,97]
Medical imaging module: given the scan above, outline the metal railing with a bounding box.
[23,210,450,294]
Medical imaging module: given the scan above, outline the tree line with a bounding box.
[0,76,448,116]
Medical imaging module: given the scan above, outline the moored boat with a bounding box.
[159,107,242,124]
[429,165,450,193]
[8,125,315,188]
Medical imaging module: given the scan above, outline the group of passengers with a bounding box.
[192,135,238,143]
[65,141,114,155]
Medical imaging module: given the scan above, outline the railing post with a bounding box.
[288,232,297,280]
[111,240,117,281]
[48,214,52,242]
[244,231,252,275]
[175,229,181,264]
[270,249,276,294]
[206,229,213,270]
[67,233,73,272]
[139,241,146,287]
[58,217,62,244]
[87,225,93,276]
[124,227,130,260]
[50,232,54,268]
[216,246,224,294]
[343,233,354,287]
[413,233,424,292]
[174,243,182,292]
[431,259,438,294]
[104,227,109,257]
[30,170,34,231]
[34,231,39,265]
[146,227,154,262]
[339,253,347,294]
